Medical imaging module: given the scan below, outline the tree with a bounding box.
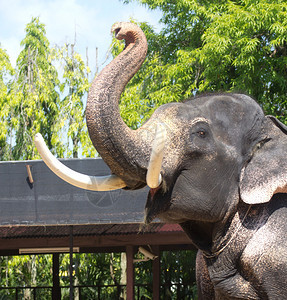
[53,44,95,158]
[121,0,287,124]
[12,17,60,160]
[0,46,14,160]
[0,9,208,300]
[0,254,52,299]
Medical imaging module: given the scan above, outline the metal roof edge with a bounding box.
[0,157,102,165]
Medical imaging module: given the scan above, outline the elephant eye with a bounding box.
[197,129,206,138]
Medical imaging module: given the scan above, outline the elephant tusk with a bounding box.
[146,123,166,189]
[34,133,126,191]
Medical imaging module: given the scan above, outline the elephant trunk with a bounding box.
[34,22,165,192]
[86,22,150,189]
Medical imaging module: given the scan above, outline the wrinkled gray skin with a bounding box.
[86,22,287,299]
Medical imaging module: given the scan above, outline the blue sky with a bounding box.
[0,0,162,71]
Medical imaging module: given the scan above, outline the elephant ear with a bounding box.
[240,116,287,204]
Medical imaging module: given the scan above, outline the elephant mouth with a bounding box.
[149,186,161,198]
[144,168,197,224]
[144,185,173,224]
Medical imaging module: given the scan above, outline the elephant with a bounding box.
[35,22,287,299]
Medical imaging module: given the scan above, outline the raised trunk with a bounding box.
[35,22,165,192]
[86,22,150,189]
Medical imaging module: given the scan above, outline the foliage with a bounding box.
[0,255,52,299]
[121,0,287,125]
[0,16,96,297]
[0,47,14,160]
[160,250,197,299]
[0,250,197,299]
[0,17,94,161]
[53,44,95,158]
[11,17,60,160]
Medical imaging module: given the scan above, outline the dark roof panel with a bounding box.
[0,159,149,226]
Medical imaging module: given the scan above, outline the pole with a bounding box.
[126,245,134,300]
[69,225,74,300]
[52,253,61,299]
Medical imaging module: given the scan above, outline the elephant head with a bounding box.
[35,23,287,239]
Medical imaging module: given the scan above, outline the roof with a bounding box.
[0,159,194,253]
[0,223,193,254]
[0,223,184,239]
[0,158,149,226]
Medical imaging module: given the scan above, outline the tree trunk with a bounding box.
[120,252,127,300]
[24,255,36,300]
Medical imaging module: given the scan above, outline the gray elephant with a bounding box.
[35,22,287,299]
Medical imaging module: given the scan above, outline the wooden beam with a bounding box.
[0,232,193,252]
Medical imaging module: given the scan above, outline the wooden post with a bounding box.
[52,253,61,300]
[126,245,134,300]
[69,226,74,300]
[152,246,160,300]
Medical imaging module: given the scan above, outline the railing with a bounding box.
[0,283,196,299]
[0,286,52,299]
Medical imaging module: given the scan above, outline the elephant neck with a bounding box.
[207,202,270,260]
[180,202,262,256]
[180,220,214,252]
[205,204,252,258]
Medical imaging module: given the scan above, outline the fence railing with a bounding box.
[0,283,195,299]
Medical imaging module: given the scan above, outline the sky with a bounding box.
[0,0,162,71]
